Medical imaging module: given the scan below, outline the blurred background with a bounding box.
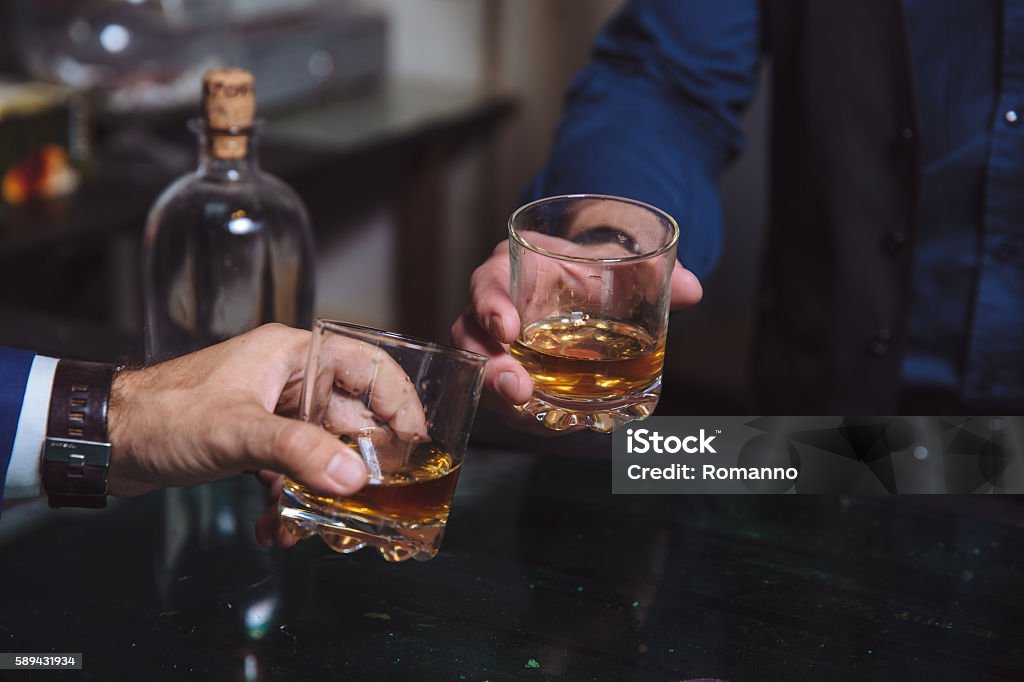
[0,0,768,413]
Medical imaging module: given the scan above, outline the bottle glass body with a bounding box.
[143,120,314,361]
[144,120,308,636]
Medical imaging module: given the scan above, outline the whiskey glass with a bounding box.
[279,320,486,562]
[508,195,679,432]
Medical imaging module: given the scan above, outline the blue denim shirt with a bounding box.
[528,0,1023,403]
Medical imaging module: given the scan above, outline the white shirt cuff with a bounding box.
[5,355,58,499]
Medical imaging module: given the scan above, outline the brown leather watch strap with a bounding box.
[42,360,116,509]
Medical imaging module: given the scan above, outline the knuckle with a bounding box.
[267,322,300,343]
[243,322,291,349]
[256,322,287,337]
[469,265,487,293]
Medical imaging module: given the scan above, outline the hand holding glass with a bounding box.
[508,195,678,432]
[279,320,486,562]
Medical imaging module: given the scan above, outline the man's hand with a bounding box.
[105,323,426,548]
[450,240,703,431]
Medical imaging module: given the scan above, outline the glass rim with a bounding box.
[314,319,488,366]
[508,193,680,264]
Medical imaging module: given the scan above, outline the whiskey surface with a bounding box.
[284,443,459,527]
[510,316,664,401]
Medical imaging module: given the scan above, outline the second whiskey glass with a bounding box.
[508,194,679,432]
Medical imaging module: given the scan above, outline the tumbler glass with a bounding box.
[508,194,679,432]
[279,320,486,562]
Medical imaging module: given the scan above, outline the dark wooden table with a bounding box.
[1,448,1021,681]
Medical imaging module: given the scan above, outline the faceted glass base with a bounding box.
[515,379,661,433]
[279,486,446,562]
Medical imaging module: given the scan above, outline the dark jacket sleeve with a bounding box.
[526,0,762,279]
[0,347,35,507]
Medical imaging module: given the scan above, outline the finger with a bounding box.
[487,355,533,406]
[319,336,428,440]
[457,314,533,405]
[322,393,378,435]
[276,523,298,548]
[243,324,318,413]
[255,469,279,488]
[255,501,299,549]
[669,262,703,310]
[255,503,279,548]
[469,254,520,344]
[318,394,414,476]
[274,378,304,419]
[255,474,288,547]
[264,473,284,504]
[452,309,506,356]
[238,409,368,497]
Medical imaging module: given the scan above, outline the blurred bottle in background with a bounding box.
[142,67,313,360]
[145,68,313,643]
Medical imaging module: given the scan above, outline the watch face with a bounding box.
[43,438,111,508]
[44,437,112,466]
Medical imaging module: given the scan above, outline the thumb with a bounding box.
[239,410,367,497]
[669,262,703,310]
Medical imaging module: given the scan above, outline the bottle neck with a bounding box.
[191,119,261,180]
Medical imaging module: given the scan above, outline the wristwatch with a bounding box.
[41,360,117,509]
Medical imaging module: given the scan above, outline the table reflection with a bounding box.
[0,448,1021,680]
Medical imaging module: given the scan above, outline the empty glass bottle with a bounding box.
[143,67,313,361]
[143,68,311,639]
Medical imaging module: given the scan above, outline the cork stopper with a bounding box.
[202,68,255,159]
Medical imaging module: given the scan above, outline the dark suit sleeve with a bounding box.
[0,347,36,507]
[526,0,762,279]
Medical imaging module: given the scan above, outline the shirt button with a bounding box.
[900,127,915,142]
[1005,110,1020,125]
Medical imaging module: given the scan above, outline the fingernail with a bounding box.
[497,371,520,402]
[325,450,367,493]
[488,314,504,340]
